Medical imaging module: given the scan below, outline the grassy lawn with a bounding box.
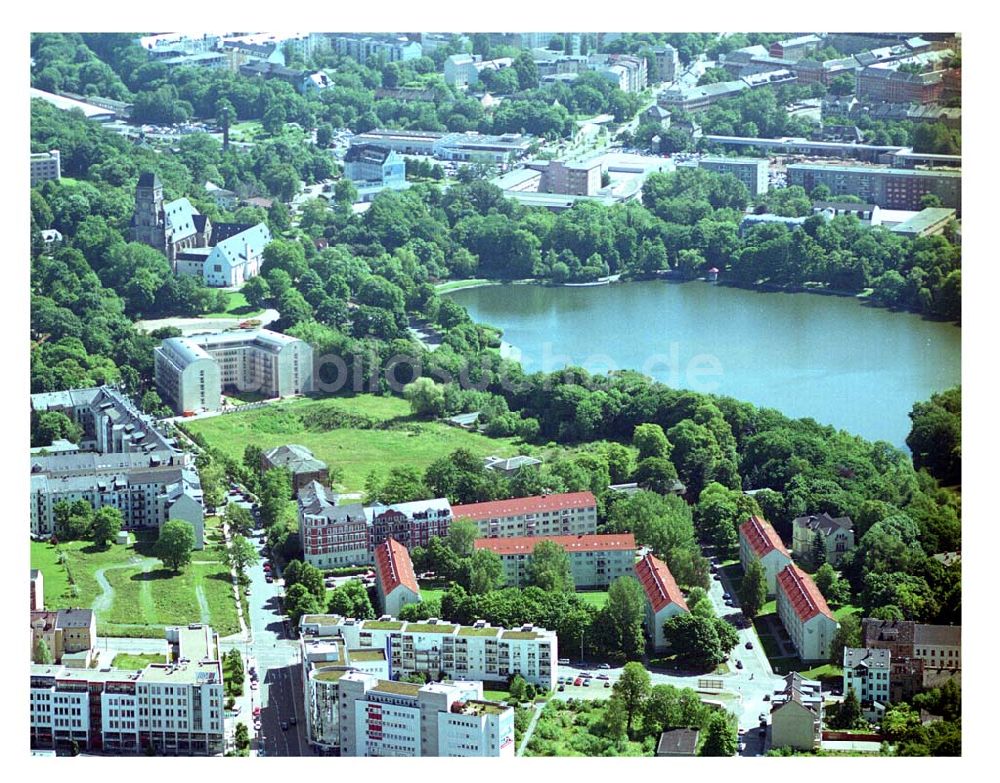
[483,687,512,702]
[575,590,608,608]
[31,541,71,606]
[112,653,166,669]
[184,394,521,493]
[434,278,495,293]
[198,291,262,319]
[229,120,264,142]
[419,587,446,603]
[30,534,240,638]
[833,604,860,621]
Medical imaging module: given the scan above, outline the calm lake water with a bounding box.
[447,281,961,448]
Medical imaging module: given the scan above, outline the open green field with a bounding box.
[420,587,446,604]
[199,291,262,319]
[30,525,239,638]
[31,541,70,607]
[184,394,521,493]
[434,279,495,293]
[575,590,608,608]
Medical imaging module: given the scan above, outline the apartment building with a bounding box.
[653,45,679,83]
[262,445,328,493]
[331,35,421,65]
[374,538,421,617]
[298,482,369,569]
[634,553,689,653]
[776,564,838,661]
[856,65,945,104]
[31,386,178,456]
[738,516,793,596]
[366,498,453,551]
[299,633,391,751]
[769,34,823,61]
[697,156,770,196]
[30,625,224,755]
[337,673,514,757]
[533,159,603,196]
[31,149,61,187]
[474,533,636,589]
[452,491,598,539]
[791,512,855,566]
[770,672,823,751]
[843,647,891,707]
[786,164,961,212]
[154,329,313,414]
[861,619,961,671]
[299,615,557,690]
[343,144,406,187]
[29,450,204,547]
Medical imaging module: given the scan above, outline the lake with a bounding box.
[447,281,961,448]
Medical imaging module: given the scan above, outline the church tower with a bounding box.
[129,172,166,253]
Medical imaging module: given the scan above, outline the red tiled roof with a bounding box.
[374,537,419,597]
[634,553,689,614]
[776,563,834,622]
[739,515,790,558]
[452,491,597,521]
[473,532,636,556]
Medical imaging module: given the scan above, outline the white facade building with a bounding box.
[843,647,891,706]
[31,149,61,187]
[299,614,557,690]
[336,672,514,757]
[453,491,598,539]
[154,329,313,414]
[30,625,224,755]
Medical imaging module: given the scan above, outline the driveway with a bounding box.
[134,308,279,337]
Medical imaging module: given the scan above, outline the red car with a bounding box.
[573,678,582,686]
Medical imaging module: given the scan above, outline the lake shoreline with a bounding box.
[441,276,961,328]
[448,277,960,448]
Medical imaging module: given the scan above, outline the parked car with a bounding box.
[281,721,289,731]
[574,678,582,686]
[289,717,297,726]
[735,660,743,669]
[763,694,771,701]
[713,574,721,580]
[597,674,609,680]
[759,713,766,722]
[603,681,611,688]
[557,658,570,665]
[598,663,610,670]
[722,592,731,600]
[558,684,565,691]
[265,575,273,583]
[745,641,753,650]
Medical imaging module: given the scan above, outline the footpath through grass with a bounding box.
[184,394,521,493]
[30,529,240,638]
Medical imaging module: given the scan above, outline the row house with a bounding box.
[739,515,792,595]
[452,491,597,539]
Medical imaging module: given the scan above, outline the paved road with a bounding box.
[243,530,312,757]
[516,702,544,756]
[134,308,279,337]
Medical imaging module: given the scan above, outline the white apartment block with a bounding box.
[474,533,636,589]
[452,491,598,539]
[336,672,514,757]
[154,329,313,414]
[299,632,391,751]
[31,149,61,187]
[843,647,891,706]
[298,615,558,691]
[29,451,204,547]
[30,625,224,755]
